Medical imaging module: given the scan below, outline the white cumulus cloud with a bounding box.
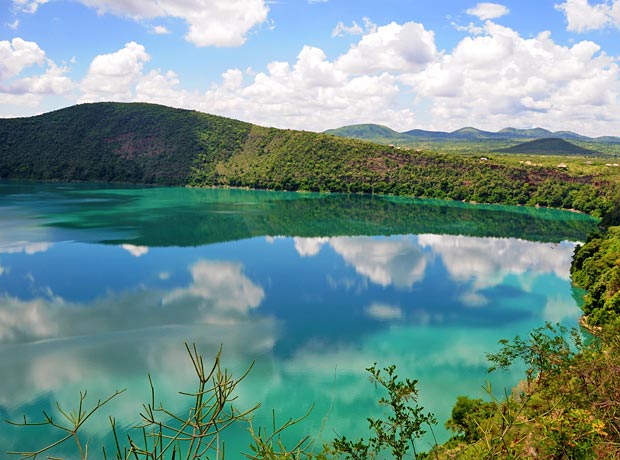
[332,20,365,37]
[80,41,150,102]
[404,21,620,135]
[6,15,620,137]
[555,0,620,32]
[134,69,195,107]
[335,21,438,75]
[0,38,46,80]
[13,0,269,47]
[151,25,170,35]
[466,2,510,20]
[194,45,417,131]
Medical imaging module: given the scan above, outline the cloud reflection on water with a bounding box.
[292,236,428,288]
[0,241,52,255]
[417,235,577,310]
[0,257,275,446]
[0,259,266,346]
[365,302,403,321]
[0,233,584,453]
[293,237,329,257]
[418,235,573,286]
[330,237,427,288]
[121,244,149,257]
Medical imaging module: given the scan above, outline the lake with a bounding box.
[0,182,598,457]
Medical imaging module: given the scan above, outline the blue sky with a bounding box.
[2,0,620,136]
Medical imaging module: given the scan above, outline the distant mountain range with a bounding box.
[324,123,620,144]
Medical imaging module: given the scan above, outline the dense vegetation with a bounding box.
[571,227,620,326]
[423,321,620,459]
[214,128,613,217]
[0,102,252,185]
[2,102,619,223]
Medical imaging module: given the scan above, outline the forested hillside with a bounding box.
[1,102,618,220]
[0,102,252,184]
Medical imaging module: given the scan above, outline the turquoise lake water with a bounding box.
[0,182,598,457]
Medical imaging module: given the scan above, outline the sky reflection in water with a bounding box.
[0,183,596,455]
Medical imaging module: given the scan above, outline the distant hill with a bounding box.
[323,124,404,141]
[498,138,597,156]
[326,124,620,144]
[401,128,452,139]
[498,127,554,138]
[0,102,610,216]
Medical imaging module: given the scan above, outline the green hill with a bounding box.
[0,102,615,217]
[0,102,252,185]
[498,138,597,155]
[323,123,403,141]
[451,127,495,138]
[498,127,554,138]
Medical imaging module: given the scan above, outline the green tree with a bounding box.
[332,364,436,460]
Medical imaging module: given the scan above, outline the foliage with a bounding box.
[244,410,318,460]
[444,396,496,443]
[331,364,436,460]
[426,323,620,460]
[571,227,620,325]
[486,322,582,380]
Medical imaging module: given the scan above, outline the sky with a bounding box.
[1,0,620,136]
